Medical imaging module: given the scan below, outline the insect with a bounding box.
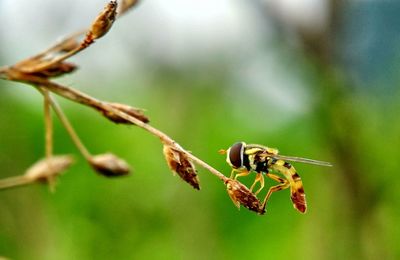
[220,142,332,213]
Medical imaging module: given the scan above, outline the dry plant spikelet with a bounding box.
[225,179,266,215]
[24,155,74,182]
[13,58,77,79]
[89,153,130,177]
[88,0,118,41]
[100,102,149,124]
[30,62,78,78]
[163,145,200,190]
[24,155,74,191]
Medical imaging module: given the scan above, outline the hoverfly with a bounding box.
[220,142,332,213]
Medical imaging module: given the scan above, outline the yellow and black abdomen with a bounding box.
[268,158,307,213]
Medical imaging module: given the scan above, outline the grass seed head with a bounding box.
[89,153,130,177]
[89,1,118,40]
[101,102,149,125]
[24,155,74,191]
[163,145,200,190]
[225,179,266,215]
[30,62,77,78]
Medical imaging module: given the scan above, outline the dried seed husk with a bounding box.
[100,102,149,125]
[225,179,265,215]
[30,62,77,78]
[24,155,74,182]
[89,1,118,40]
[163,145,200,190]
[89,153,130,177]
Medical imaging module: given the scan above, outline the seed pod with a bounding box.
[225,179,265,215]
[89,153,130,177]
[100,102,149,125]
[89,1,118,40]
[24,155,74,182]
[163,145,200,190]
[31,62,77,78]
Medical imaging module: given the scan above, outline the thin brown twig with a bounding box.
[38,88,92,161]
[36,80,229,182]
[43,90,53,158]
[5,69,228,182]
[0,176,32,190]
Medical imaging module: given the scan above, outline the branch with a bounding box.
[0,0,265,215]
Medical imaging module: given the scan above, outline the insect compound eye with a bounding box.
[228,142,245,169]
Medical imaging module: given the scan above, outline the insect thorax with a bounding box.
[248,152,270,173]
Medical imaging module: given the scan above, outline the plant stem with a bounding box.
[4,68,229,183]
[42,82,228,181]
[43,90,53,158]
[38,88,92,161]
[0,176,32,190]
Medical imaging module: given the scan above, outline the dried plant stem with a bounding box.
[0,176,32,190]
[36,30,85,58]
[26,78,229,182]
[39,82,228,182]
[23,44,88,74]
[43,90,53,158]
[38,88,92,161]
[188,155,228,182]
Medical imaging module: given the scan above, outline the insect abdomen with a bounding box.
[269,159,307,213]
[290,171,306,213]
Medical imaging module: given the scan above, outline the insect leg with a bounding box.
[261,173,290,210]
[229,169,243,179]
[233,170,250,180]
[249,172,264,195]
[268,159,307,213]
[229,170,235,179]
[267,172,287,183]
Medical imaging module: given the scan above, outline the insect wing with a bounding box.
[272,155,332,167]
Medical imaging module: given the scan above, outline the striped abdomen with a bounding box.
[269,159,307,213]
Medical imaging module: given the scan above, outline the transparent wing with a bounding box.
[273,155,333,167]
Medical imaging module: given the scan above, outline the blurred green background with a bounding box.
[1,0,400,259]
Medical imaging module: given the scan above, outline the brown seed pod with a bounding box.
[24,155,74,182]
[89,1,118,40]
[89,153,130,177]
[163,145,200,190]
[30,62,77,78]
[225,179,265,215]
[100,102,149,125]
